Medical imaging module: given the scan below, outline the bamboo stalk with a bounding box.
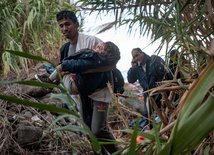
[159,120,176,135]
[107,82,129,129]
[150,97,168,126]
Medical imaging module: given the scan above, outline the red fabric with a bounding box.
[71,74,76,81]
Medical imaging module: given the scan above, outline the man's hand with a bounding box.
[56,64,62,72]
[56,64,69,76]
[131,60,137,68]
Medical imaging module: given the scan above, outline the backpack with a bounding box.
[150,55,173,81]
[112,68,125,94]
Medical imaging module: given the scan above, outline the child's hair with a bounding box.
[102,41,120,65]
[56,10,78,24]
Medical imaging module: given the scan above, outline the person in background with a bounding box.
[127,48,173,118]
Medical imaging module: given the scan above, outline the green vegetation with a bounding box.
[0,0,213,154]
[0,0,72,75]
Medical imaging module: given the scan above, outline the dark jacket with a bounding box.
[127,53,172,102]
[59,42,71,62]
[61,48,109,73]
[61,48,111,96]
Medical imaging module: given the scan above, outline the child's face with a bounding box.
[94,43,106,54]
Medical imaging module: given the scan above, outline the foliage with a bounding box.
[0,0,72,75]
[1,48,213,154]
[0,0,214,154]
[0,50,103,154]
[73,0,214,154]
[76,0,213,71]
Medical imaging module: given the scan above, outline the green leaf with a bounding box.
[152,117,161,152]
[51,93,78,111]
[0,94,79,116]
[177,78,189,90]
[172,94,214,154]
[53,124,86,134]
[160,60,214,154]
[3,49,53,64]
[128,117,139,155]
[0,80,68,94]
[178,60,214,128]
[79,119,102,154]
[204,145,210,155]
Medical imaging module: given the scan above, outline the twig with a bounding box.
[150,97,168,126]
[159,120,176,135]
[107,82,129,129]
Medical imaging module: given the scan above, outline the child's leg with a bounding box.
[62,74,78,94]
[49,69,60,83]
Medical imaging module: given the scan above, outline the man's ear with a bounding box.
[74,22,79,28]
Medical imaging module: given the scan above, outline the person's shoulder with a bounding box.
[79,33,96,38]
[150,55,165,66]
[79,33,103,41]
[151,54,163,60]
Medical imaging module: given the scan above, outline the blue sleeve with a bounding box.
[127,67,138,83]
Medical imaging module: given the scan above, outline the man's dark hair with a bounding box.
[132,47,143,53]
[104,41,120,65]
[56,10,78,23]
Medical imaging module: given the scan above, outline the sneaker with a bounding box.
[35,74,52,83]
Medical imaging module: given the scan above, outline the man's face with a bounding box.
[58,18,78,40]
[132,50,144,63]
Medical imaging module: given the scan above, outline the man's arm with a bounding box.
[61,52,108,73]
[127,67,138,83]
[81,65,116,74]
